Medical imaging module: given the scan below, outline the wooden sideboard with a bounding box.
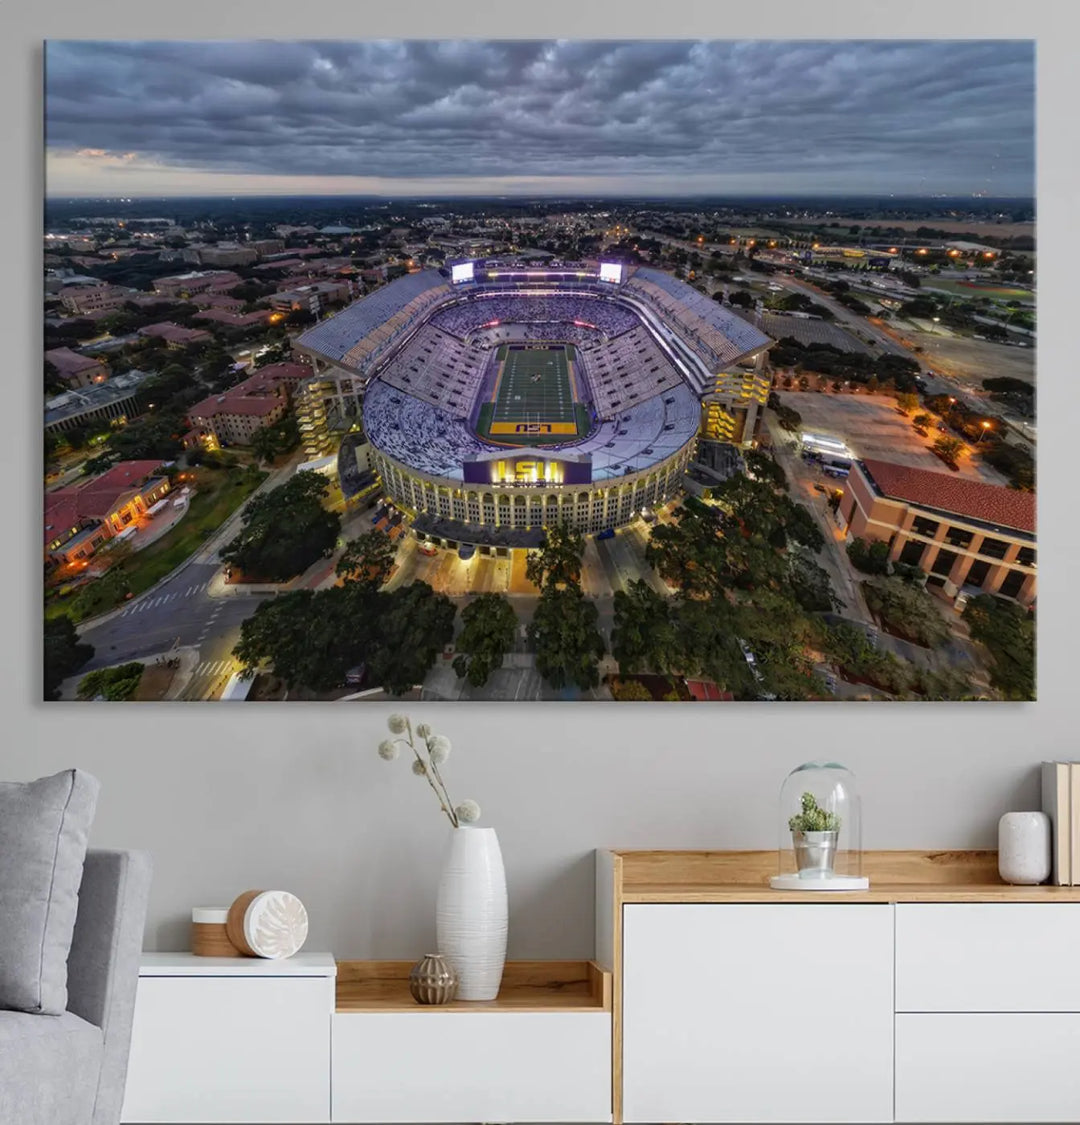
[596,850,1080,1125]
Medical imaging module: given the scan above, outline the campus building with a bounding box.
[59,284,129,317]
[44,460,170,566]
[45,370,150,436]
[151,270,242,298]
[186,362,310,448]
[838,458,1036,606]
[45,347,110,389]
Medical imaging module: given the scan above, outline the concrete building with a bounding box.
[45,370,150,436]
[45,347,110,389]
[44,460,170,566]
[198,243,258,268]
[59,284,129,316]
[248,239,286,257]
[270,280,355,312]
[152,270,242,298]
[186,362,309,448]
[137,323,213,348]
[838,458,1036,606]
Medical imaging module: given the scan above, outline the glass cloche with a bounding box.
[770,762,868,890]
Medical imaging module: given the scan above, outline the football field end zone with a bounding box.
[489,421,579,435]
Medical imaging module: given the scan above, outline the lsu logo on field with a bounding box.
[515,422,552,433]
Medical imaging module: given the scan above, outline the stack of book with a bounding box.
[1041,761,1080,885]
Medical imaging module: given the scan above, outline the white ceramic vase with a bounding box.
[998,811,1051,885]
[435,825,507,1001]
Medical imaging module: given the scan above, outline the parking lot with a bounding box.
[774,391,1009,484]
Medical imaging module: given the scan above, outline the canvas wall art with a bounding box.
[43,40,1035,702]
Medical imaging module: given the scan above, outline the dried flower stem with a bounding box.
[426,752,459,828]
[399,720,459,828]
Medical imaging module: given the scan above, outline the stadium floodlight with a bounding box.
[451,261,475,284]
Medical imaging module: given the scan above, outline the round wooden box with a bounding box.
[191,906,243,957]
[226,889,309,959]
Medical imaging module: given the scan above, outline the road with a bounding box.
[79,560,268,679]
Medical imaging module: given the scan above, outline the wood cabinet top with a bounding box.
[601,850,1080,904]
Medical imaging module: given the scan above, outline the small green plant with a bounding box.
[788,791,841,834]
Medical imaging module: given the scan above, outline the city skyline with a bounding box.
[45,40,1035,199]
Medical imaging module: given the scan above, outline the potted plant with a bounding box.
[378,715,506,1001]
[788,791,842,876]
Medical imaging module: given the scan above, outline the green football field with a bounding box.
[474,344,589,444]
[493,345,576,427]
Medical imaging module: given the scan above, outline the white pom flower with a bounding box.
[411,759,428,776]
[454,799,481,824]
[377,739,399,761]
[415,722,432,739]
[429,735,451,765]
[387,713,409,735]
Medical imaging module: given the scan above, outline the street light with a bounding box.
[977,421,992,444]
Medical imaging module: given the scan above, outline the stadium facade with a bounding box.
[295,263,771,546]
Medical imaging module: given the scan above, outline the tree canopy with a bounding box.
[452,593,518,687]
[525,522,585,590]
[527,585,605,692]
[335,529,396,590]
[221,470,340,582]
[44,615,94,700]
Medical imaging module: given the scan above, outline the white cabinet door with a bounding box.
[121,976,332,1123]
[622,903,894,1123]
[896,904,1080,1012]
[332,1011,611,1123]
[896,1014,1080,1122]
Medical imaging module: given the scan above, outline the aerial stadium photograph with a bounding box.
[42,39,1036,702]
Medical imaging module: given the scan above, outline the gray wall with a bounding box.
[7,4,1077,960]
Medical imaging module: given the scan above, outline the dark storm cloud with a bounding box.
[44,39,1034,193]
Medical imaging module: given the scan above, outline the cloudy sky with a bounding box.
[44,39,1034,198]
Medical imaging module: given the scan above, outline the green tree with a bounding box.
[221,470,340,582]
[527,586,605,691]
[847,536,891,575]
[963,594,1035,700]
[336,529,396,590]
[863,578,950,648]
[233,588,363,693]
[77,662,145,701]
[452,593,518,687]
[912,413,932,430]
[611,580,679,674]
[611,679,654,701]
[743,448,788,491]
[895,392,919,415]
[367,583,456,696]
[933,435,965,464]
[44,615,94,700]
[525,522,585,590]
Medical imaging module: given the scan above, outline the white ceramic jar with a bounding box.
[998,811,1052,885]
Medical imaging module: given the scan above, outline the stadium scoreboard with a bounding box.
[451,261,475,283]
[599,262,624,283]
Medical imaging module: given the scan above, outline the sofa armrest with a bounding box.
[66,849,152,1125]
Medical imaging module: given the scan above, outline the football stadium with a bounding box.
[295,262,773,548]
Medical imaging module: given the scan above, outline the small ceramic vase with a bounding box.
[409,953,459,1005]
[998,811,1051,885]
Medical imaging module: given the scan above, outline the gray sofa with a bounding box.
[0,850,153,1125]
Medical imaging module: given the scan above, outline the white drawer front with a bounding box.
[622,904,894,1123]
[332,1011,611,1123]
[896,904,1080,1012]
[896,1013,1080,1122]
[121,976,332,1123]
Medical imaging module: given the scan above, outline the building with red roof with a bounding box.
[839,458,1036,605]
[186,362,309,448]
[45,347,110,389]
[137,322,213,348]
[44,460,170,566]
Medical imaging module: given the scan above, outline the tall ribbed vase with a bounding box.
[435,825,507,1001]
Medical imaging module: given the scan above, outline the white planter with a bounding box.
[435,826,507,1001]
[998,811,1051,885]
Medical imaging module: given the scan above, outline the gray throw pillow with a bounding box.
[0,769,100,1014]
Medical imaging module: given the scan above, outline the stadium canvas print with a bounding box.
[43,40,1035,702]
